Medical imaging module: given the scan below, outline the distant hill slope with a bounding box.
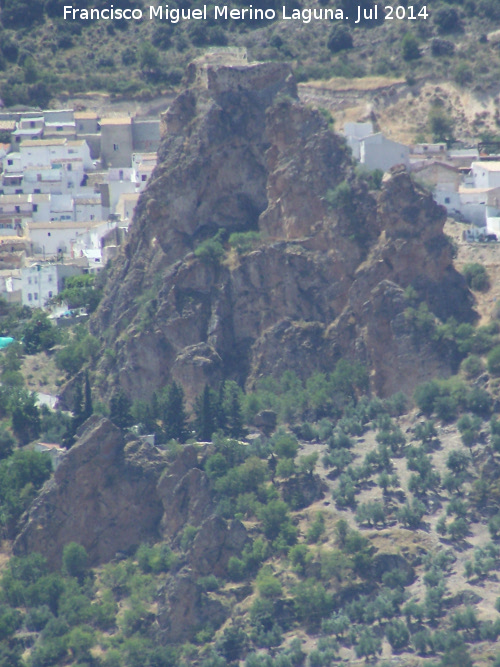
[1,0,500,129]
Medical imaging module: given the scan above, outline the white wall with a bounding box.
[74,200,102,222]
[29,224,87,256]
[360,134,410,172]
[471,162,500,189]
[21,263,82,308]
[21,264,58,307]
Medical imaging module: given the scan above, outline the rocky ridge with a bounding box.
[88,52,475,405]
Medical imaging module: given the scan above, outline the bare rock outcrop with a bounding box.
[13,423,248,581]
[87,52,475,406]
[13,417,166,567]
[157,569,228,643]
[157,445,213,538]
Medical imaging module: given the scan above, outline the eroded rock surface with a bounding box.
[13,417,166,567]
[86,52,475,405]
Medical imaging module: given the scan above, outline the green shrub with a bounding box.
[276,458,296,479]
[397,499,426,528]
[271,430,298,459]
[0,450,51,531]
[293,579,332,630]
[326,181,353,210]
[401,33,420,61]
[137,543,178,574]
[429,108,454,144]
[258,500,295,542]
[454,63,473,86]
[307,512,325,543]
[216,624,248,663]
[228,231,260,254]
[434,6,462,33]
[488,345,500,376]
[195,236,225,267]
[385,619,410,650]
[227,556,246,582]
[180,525,198,551]
[327,25,353,53]
[256,567,282,599]
[462,263,490,291]
[448,517,468,541]
[55,333,100,377]
[62,543,88,581]
[355,501,386,527]
[461,354,484,379]
[355,627,382,659]
[288,544,312,574]
[22,311,60,354]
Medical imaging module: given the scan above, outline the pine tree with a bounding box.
[216,381,227,432]
[223,381,244,438]
[64,379,84,447]
[163,382,188,443]
[83,371,93,420]
[194,385,218,441]
[71,379,84,432]
[109,391,133,429]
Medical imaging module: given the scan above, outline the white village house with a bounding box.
[343,122,410,172]
[20,262,83,308]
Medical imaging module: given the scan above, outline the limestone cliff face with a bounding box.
[13,421,248,639]
[13,418,165,567]
[13,422,244,577]
[89,54,474,404]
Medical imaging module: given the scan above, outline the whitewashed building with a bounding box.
[470,162,500,190]
[21,263,82,308]
[343,122,410,172]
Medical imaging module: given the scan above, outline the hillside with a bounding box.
[2,0,500,139]
[2,3,500,666]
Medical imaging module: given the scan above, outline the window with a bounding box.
[48,291,53,298]
[28,293,32,301]
[444,197,450,204]
[28,277,32,285]
[30,121,35,128]
[15,189,22,194]
[34,293,38,300]
[67,164,72,172]
[48,274,52,282]
[7,160,13,166]
[33,204,38,212]
[34,189,41,194]
[119,170,124,180]
[142,175,147,182]
[14,206,20,213]
[113,144,119,151]
[48,232,51,237]
[90,214,94,220]
[16,137,20,143]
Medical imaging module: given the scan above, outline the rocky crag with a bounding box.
[13,417,254,638]
[89,51,475,405]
